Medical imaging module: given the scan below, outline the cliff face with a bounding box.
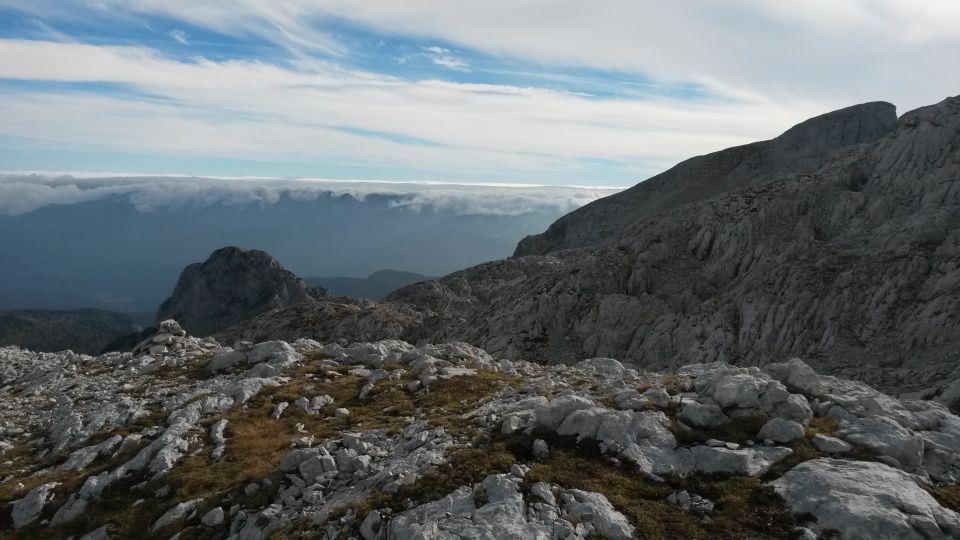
[386,96,960,397]
[156,246,323,336]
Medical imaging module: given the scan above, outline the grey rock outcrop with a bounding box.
[770,459,960,540]
[380,95,960,399]
[157,246,324,336]
[11,482,59,529]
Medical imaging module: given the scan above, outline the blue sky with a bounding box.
[0,1,957,186]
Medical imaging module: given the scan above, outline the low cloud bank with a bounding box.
[0,173,624,217]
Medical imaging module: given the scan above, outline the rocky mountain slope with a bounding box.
[215,96,960,403]
[377,95,960,402]
[514,101,898,256]
[1,321,959,539]
[157,247,325,337]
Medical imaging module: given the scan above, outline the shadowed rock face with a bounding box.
[156,246,323,336]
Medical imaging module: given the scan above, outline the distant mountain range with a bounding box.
[306,269,431,300]
[0,179,614,312]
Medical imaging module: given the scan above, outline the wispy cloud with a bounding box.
[0,39,813,184]
[0,1,955,184]
[422,46,469,72]
[169,29,189,45]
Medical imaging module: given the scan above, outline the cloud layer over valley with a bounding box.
[0,173,619,312]
[0,173,621,217]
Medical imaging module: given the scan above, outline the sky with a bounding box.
[0,1,958,186]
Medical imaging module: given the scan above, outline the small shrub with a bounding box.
[930,484,960,512]
[805,416,839,437]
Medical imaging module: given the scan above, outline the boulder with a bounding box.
[561,489,635,539]
[11,482,59,529]
[680,401,728,428]
[201,506,225,527]
[151,499,201,532]
[756,418,804,443]
[770,459,960,539]
[811,434,852,453]
[836,416,924,471]
[534,395,595,431]
[689,446,792,476]
[532,439,550,460]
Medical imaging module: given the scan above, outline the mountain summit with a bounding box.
[515,101,898,256]
[156,246,324,336]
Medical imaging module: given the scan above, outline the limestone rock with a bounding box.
[836,416,925,471]
[770,459,960,539]
[201,506,225,527]
[371,96,960,399]
[811,434,852,453]
[11,482,59,529]
[532,439,549,460]
[756,418,804,444]
[680,401,728,428]
[151,499,201,532]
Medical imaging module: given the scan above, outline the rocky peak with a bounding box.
[514,100,897,257]
[775,101,897,153]
[156,246,324,336]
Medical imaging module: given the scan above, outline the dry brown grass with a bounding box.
[170,368,517,512]
[668,411,769,446]
[660,374,684,395]
[524,435,802,540]
[930,484,960,512]
[2,366,519,538]
[804,416,839,438]
[169,416,291,501]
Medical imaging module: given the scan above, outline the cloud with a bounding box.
[1,2,953,184]
[422,46,469,71]
[0,38,814,184]
[0,173,623,217]
[11,0,955,110]
[169,29,189,45]
[276,0,960,111]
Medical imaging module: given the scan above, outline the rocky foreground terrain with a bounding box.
[1,321,959,539]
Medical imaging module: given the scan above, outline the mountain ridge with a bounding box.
[514,101,898,256]
[217,95,960,406]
